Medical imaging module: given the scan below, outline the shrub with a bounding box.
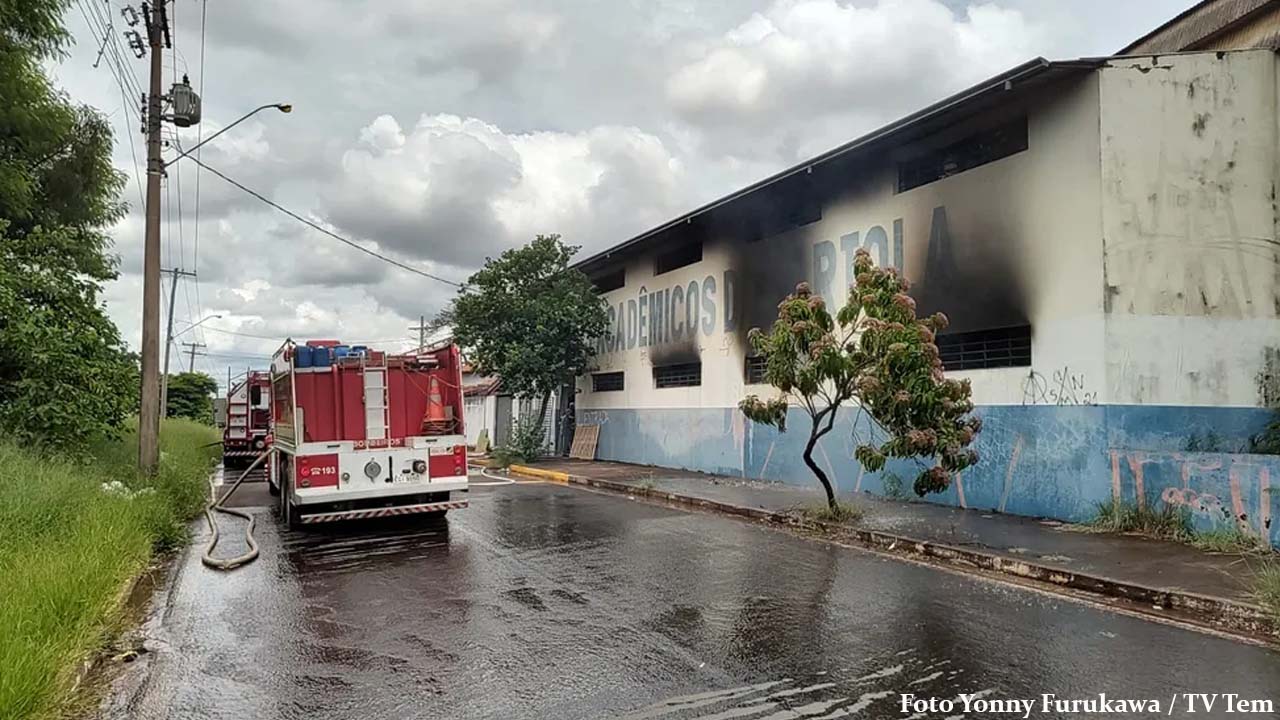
[494,419,547,466]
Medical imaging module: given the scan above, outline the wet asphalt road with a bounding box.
[99,479,1280,720]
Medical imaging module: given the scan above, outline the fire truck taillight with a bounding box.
[296,454,339,489]
[427,445,468,477]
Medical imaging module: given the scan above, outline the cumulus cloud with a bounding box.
[321,114,689,267]
[667,0,1044,161]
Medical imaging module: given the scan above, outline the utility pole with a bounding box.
[411,315,428,352]
[160,267,197,416]
[138,0,198,471]
[138,0,167,472]
[182,341,208,372]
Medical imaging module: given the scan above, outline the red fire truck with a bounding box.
[269,339,469,527]
[223,371,272,469]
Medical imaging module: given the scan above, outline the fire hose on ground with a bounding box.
[202,450,272,571]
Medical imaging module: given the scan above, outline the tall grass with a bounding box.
[1256,563,1280,626]
[1089,499,1194,543]
[0,419,219,720]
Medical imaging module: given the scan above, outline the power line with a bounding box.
[181,155,463,287]
[198,325,280,340]
[84,0,142,99]
[199,325,414,345]
[192,0,209,349]
[167,1,198,349]
[98,1,142,96]
[74,0,144,206]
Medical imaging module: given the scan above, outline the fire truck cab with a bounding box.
[269,340,469,527]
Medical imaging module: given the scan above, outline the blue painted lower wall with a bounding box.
[579,404,1280,545]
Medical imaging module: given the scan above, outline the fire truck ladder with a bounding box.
[362,358,390,441]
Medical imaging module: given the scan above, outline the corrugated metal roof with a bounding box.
[573,56,1104,274]
[1119,0,1274,54]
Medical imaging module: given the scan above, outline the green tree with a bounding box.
[740,248,981,510]
[165,372,218,423]
[0,0,136,447]
[444,234,607,435]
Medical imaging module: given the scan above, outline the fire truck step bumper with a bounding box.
[298,499,469,524]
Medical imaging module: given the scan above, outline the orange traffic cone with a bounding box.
[422,376,452,434]
[426,376,446,423]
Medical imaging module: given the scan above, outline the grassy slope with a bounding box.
[0,420,219,720]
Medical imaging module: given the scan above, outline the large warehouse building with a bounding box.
[572,47,1280,543]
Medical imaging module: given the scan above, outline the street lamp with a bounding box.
[162,314,223,417]
[164,103,292,168]
[174,313,224,338]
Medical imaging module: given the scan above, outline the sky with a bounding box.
[50,0,1194,389]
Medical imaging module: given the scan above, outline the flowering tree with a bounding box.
[739,248,981,510]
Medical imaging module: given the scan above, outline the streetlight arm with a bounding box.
[173,314,223,339]
[164,104,291,168]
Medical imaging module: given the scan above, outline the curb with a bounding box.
[507,465,571,484]
[508,465,1277,641]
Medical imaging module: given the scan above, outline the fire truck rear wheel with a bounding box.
[280,479,300,528]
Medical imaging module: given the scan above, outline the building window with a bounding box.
[594,269,625,293]
[654,362,702,389]
[592,371,624,392]
[745,355,768,385]
[898,117,1028,193]
[654,241,703,276]
[937,325,1032,371]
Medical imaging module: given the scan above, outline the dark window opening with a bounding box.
[788,198,822,228]
[594,269,625,293]
[937,325,1032,371]
[250,386,262,405]
[745,355,768,385]
[898,117,1028,193]
[592,371,624,392]
[654,362,702,389]
[654,241,703,275]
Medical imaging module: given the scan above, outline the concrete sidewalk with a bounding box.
[510,458,1276,639]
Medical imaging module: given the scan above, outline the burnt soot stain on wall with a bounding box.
[915,205,1029,334]
[725,205,1030,339]
[593,201,1031,360]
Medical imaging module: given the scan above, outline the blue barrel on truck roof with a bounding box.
[333,345,350,359]
[294,345,314,368]
[312,345,332,369]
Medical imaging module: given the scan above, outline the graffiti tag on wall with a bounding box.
[1021,367,1097,406]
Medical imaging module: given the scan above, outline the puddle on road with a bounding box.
[619,651,993,720]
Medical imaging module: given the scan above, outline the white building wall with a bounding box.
[1099,50,1280,408]
[580,73,1107,411]
[573,49,1280,539]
